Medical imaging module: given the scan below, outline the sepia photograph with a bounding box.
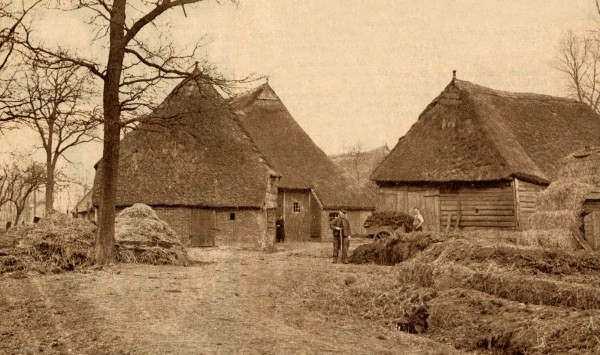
[1,0,600,353]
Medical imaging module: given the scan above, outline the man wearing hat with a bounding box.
[329,209,351,264]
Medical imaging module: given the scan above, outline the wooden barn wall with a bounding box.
[215,209,266,244]
[584,201,600,214]
[441,185,517,230]
[320,210,371,241]
[153,207,267,246]
[279,190,312,241]
[584,211,600,250]
[377,187,440,232]
[264,176,278,209]
[514,179,544,230]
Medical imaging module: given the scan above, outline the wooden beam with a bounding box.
[513,178,521,230]
[445,213,452,233]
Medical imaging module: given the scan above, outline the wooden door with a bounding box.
[282,190,311,241]
[584,211,600,250]
[190,209,216,247]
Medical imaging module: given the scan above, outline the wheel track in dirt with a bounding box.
[1,245,460,354]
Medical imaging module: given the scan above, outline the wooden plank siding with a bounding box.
[279,189,312,241]
[377,187,440,232]
[440,186,517,230]
[515,179,544,230]
[584,211,600,250]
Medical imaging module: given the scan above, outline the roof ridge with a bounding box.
[454,79,579,104]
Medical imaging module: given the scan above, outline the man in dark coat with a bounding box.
[276,215,285,243]
[329,210,351,263]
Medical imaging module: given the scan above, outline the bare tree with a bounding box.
[0,0,40,127]
[23,0,238,264]
[2,161,45,225]
[5,63,100,214]
[553,30,600,112]
[0,163,18,210]
[347,141,364,182]
[552,2,600,113]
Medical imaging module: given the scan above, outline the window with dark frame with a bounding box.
[230,212,236,220]
[292,201,301,213]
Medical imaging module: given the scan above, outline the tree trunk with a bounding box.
[14,207,22,226]
[95,0,127,265]
[45,158,54,214]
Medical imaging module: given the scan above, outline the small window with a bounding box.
[292,201,301,213]
[329,212,339,221]
[230,212,236,221]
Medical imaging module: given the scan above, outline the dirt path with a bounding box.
[0,243,458,354]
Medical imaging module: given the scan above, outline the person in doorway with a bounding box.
[329,210,351,264]
[413,207,425,232]
[275,215,285,243]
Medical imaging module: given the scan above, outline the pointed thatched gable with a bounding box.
[229,83,375,210]
[373,79,600,185]
[93,76,277,208]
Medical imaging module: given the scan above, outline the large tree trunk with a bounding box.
[14,207,22,226]
[45,158,54,214]
[95,0,127,265]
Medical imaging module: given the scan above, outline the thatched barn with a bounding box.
[93,75,281,247]
[93,75,374,245]
[372,75,600,232]
[72,189,95,221]
[229,83,375,241]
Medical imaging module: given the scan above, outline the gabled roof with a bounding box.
[229,83,375,210]
[93,74,276,208]
[372,79,600,185]
[74,189,93,212]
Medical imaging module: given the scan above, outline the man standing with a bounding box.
[276,215,285,243]
[329,210,351,264]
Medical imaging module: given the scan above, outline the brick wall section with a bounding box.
[215,209,266,244]
[153,207,192,245]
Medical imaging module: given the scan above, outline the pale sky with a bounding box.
[1,0,597,185]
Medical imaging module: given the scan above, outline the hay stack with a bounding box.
[0,211,96,274]
[115,204,188,265]
[525,147,600,249]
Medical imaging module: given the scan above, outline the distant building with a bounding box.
[72,189,95,221]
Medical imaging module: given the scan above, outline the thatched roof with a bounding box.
[73,189,93,212]
[229,83,375,210]
[93,74,277,208]
[372,79,600,185]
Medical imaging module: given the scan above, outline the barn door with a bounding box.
[190,209,216,247]
[584,211,600,250]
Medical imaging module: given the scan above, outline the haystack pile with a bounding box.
[338,230,600,353]
[362,211,414,231]
[114,203,188,266]
[526,147,600,250]
[0,211,96,275]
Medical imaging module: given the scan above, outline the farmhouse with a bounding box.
[93,75,374,245]
[372,74,600,231]
[229,83,375,241]
[93,75,280,247]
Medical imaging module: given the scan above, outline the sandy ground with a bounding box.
[0,241,459,354]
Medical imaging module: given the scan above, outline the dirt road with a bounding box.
[0,242,457,354]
